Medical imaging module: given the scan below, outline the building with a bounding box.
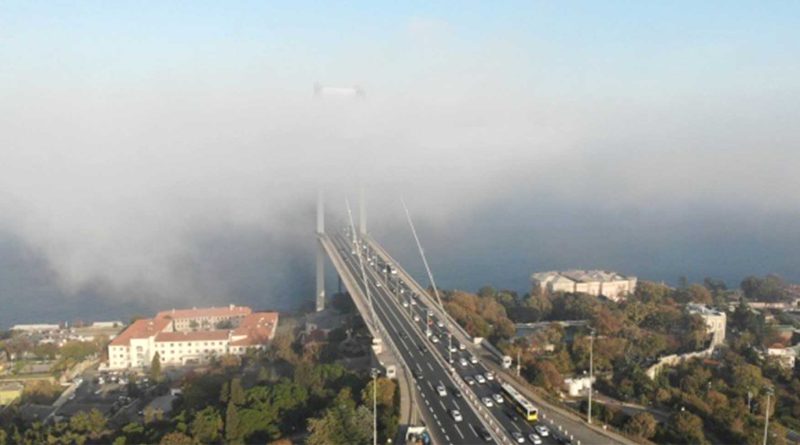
[766,346,798,370]
[10,324,60,332]
[156,305,252,332]
[0,382,24,406]
[687,303,727,347]
[531,270,637,302]
[563,376,595,397]
[108,306,278,370]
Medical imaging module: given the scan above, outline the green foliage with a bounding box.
[69,408,108,440]
[150,351,162,382]
[623,412,657,439]
[225,400,243,444]
[191,406,223,443]
[443,290,515,342]
[307,388,372,445]
[159,431,193,445]
[741,275,788,302]
[669,411,708,445]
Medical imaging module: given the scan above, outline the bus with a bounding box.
[500,382,539,422]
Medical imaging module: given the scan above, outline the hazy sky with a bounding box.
[1,2,799,326]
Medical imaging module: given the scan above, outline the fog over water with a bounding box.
[1,3,799,328]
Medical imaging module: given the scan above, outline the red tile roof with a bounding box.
[109,318,172,346]
[155,305,252,320]
[230,312,279,346]
[155,330,230,343]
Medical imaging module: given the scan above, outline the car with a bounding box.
[459,343,466,350]
[449,344,458,353]
[410,299,417,305]
[554,435,572,445]
[431,335,440,343]
[413,314,420,322]
[534,425,549,437]
[425,329,432,337]
[476,425,493,442]
[451,410,463,422]
[475,373,486,384]
[470,355,479,364]
[453,389,463,398]
[459,358,469,367]
[437,321,445,328]
[376,282,382,288]
[505,410,520,422]
[511,431,526,443]
[485,371,495,380]
[437,384,448,397]
[413,370,424,380]
[68,393,76,400]
[492,393,504,404]
[464,376,476,385]
[402,301,409,308]
[528,433,543,444]
[481,396,494,407]
[418,344,428,353]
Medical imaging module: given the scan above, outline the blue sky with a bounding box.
[2,1,799,98]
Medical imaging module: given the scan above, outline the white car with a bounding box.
[449,345,458,353]
[492,393,504,404]
[410,299,417,305]
[451,410,463,422]
[470,355,479,364]
[459,358,469,367]
[511,431,526,443]
[437,384,447,397]
[437,321,445,328]
[402,301,408,308]
[475,374,486,384]
[534,425,549,437]
[425,329,432,337]
[376,282,382,288]
[485,371,495,380]
[529,433,543,444]
[431,336,440,343]
[413,314,420,322]
[464,376,476,385]
[481,396,494,407]
[459,343,466,350]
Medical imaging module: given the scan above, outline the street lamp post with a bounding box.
[588,328,595,425]
[371,368,379,445]
[448,333,453,364]
[763,387,774,445]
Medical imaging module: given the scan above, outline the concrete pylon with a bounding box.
[358,187,366,236]
[316,190,325,312]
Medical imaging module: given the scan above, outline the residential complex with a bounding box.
[531,270,637,302]
[687,303,727,347]
[108,305,278,370]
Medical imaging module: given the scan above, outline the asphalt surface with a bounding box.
[331,232,578,445]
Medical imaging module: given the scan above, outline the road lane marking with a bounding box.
[453,424,465,439]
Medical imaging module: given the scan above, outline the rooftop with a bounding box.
[155,305,252,320]
[155,330,230,343]
[687,303,725,317]
[531,269,635,283]
[109,318,172,346]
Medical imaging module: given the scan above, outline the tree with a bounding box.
[69,409,108,440]
[225,400,243,444]
[191,407,223,443]
[150,352,162,382]
[159,432,193,445]
[671,411,707,445]
[361,377,396,408]
[741,275,787,302]
[623,412,657,439]
[531,360,562,393]
[229,378,245,406]
[686,284,713,305]
[307,388,372,445]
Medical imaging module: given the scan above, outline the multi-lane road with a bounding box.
[331,231,580,445]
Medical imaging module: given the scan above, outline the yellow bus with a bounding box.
[500,382,539,422]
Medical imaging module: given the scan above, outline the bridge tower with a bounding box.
[316,189,325,312]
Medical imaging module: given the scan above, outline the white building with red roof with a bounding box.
[107,306,278,370]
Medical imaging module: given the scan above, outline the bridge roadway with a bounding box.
[330,233,494,445]
[361,234,633,445]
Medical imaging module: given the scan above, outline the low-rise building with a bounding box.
[766,346,798,369]
[687,304,727,347]
[563,375,595,397]
[0,382,24,406]
[108,306,278,370]
[10,324,60,332]
[531,270,637,302]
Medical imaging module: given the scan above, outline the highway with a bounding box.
[331,230,591,445]
[362,234,632,445]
